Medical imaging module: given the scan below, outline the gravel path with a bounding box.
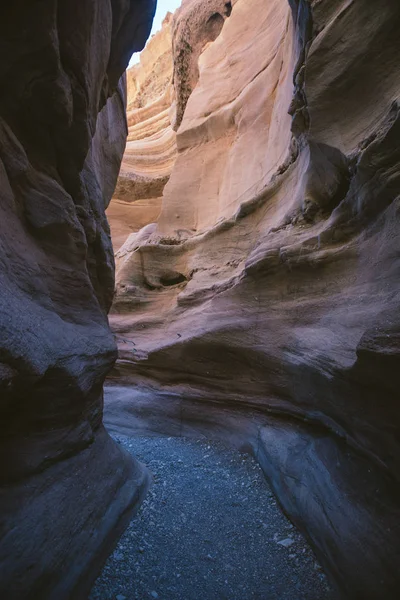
[90,435,335,600]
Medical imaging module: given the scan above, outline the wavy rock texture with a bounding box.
[109,13,177,252]
[108,0,400,597]
[0,1,155,598]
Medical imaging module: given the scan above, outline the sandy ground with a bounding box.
[90,435,335,600]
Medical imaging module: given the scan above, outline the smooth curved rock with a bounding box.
[110,13,177,252]
[0,1,155,598]
[108,0,400,597]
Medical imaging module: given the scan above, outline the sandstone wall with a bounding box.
[109,13,177,251]
[0,2,155,598]
[107,0,400,597]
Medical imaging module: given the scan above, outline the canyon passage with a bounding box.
[1,0,400,599]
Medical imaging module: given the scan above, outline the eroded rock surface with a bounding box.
[109,13,177,251]
[0,1,155,598]
[108,0,400,597]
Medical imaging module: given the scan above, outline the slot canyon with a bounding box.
[0,1,399,599]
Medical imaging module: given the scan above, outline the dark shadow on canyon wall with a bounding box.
[0,2,156,598]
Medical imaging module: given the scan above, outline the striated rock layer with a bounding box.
[109,12,177,251]
[108,0,400,597]
[0,1,155,598]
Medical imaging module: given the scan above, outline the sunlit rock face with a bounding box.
[0,1,155,598]
[109,12,177,252]
[108,0,400,597]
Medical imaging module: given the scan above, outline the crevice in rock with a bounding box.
[159,272,187,286]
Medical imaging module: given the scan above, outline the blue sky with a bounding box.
[129,0,182,66]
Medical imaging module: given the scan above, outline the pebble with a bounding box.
[113,552,123,561]
[277,537,295,548]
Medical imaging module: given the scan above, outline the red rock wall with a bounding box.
[0,1,155,598]
[107,0,400,597]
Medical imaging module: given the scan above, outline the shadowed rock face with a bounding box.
[108,0,400,597]
[0,1,155,598]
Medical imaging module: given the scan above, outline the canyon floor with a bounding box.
[89,433,334,600]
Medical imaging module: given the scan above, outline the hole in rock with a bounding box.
[159,272,187,286]
[204,13,225,42]
[224,2,232,17]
